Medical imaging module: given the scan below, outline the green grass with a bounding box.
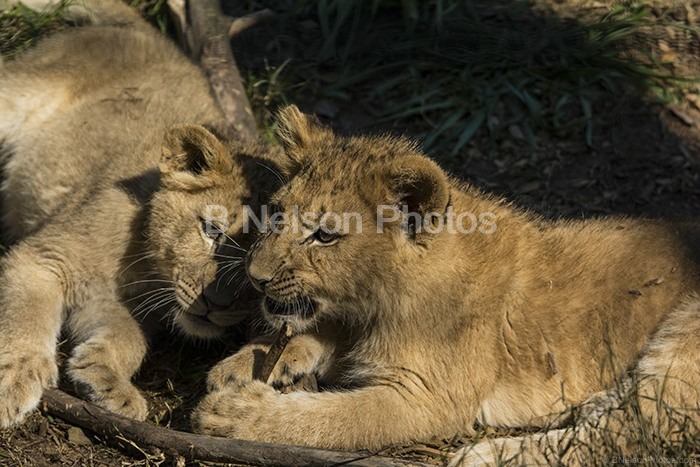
[245,59,299,143]
[247,0,699,156]
[0,0,72,59]
[128,0,169,34]
[0,0,173,58]
[2,1,697,158]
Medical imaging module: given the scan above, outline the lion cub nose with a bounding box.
[248,274,271,293]
[246,263,272,292]
[202,285,234,309]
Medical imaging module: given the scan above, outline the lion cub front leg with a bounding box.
[66,296,148,420]
[193,377,451,450]
[207,332,334,391]
[0,249,65,428]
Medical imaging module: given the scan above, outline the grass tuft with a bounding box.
[128,0,170,34]
[252,1,699,155]
[0,0,72,59]
[559,383,700,466]
[245,59,299,143]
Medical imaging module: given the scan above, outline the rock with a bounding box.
[67,427,92,446]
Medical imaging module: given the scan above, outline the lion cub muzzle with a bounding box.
[247,257,318,322]
[174,272,244,333]
[263,295,317,318]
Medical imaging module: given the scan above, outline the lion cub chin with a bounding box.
[194,105,700,464]
[0,0,280,427]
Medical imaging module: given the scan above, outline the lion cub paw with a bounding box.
[78,380,149,421]
[0,351,58,428]
[207,335,322,391]
[193,381,278,440]
[100,384,149,420]
[207,343,268,391]
[68,352,148,421]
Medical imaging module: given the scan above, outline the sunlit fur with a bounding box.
[194,106,700,464]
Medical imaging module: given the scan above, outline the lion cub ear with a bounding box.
[388,156,451,239]
[274,105,330,174]
[160,125,232,191]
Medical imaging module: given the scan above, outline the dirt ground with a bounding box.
[1,0,699,466]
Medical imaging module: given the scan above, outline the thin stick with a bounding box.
[257,322,320,392]
[228,9,274,38]
[40,389,423,466]
[257,322,293,384]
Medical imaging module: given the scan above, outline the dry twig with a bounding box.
[257,322,293,383]
[257,322,320,392]
[41,389,421,466]
[228,8,274,37]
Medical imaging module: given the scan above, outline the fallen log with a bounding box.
[41,388,424,466]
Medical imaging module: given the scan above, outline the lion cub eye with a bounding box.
[312,228,340,244]
[199,217,224,242]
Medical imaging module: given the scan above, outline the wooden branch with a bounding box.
[257,323,293,383]
[166,0,193,53]
[169,0,259,142]
[168,3,274,50]
[40,388,422,466]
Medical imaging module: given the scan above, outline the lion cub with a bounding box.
[0,1,279,427]
[194,106,700,464]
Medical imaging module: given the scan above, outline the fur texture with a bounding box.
[194,106,700,464]
[0,0,280,427]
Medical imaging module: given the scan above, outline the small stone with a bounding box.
[38,419,48,438]
[508,124,524,140]
[67,427,92,446]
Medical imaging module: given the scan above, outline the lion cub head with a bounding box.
[145,125,279,339]
[245,106,456,331]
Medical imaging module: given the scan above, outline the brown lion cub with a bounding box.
[0,0,279,427]
[194,106,700,464]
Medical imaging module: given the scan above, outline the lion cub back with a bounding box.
[0,23,222,240]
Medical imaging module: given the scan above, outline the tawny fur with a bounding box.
[0,0,280,427]
[194,106,700,465]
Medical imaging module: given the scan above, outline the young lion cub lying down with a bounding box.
[194,106,700,464]
[0,0,279,427]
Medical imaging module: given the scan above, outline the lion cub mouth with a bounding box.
[263,296,317,319]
